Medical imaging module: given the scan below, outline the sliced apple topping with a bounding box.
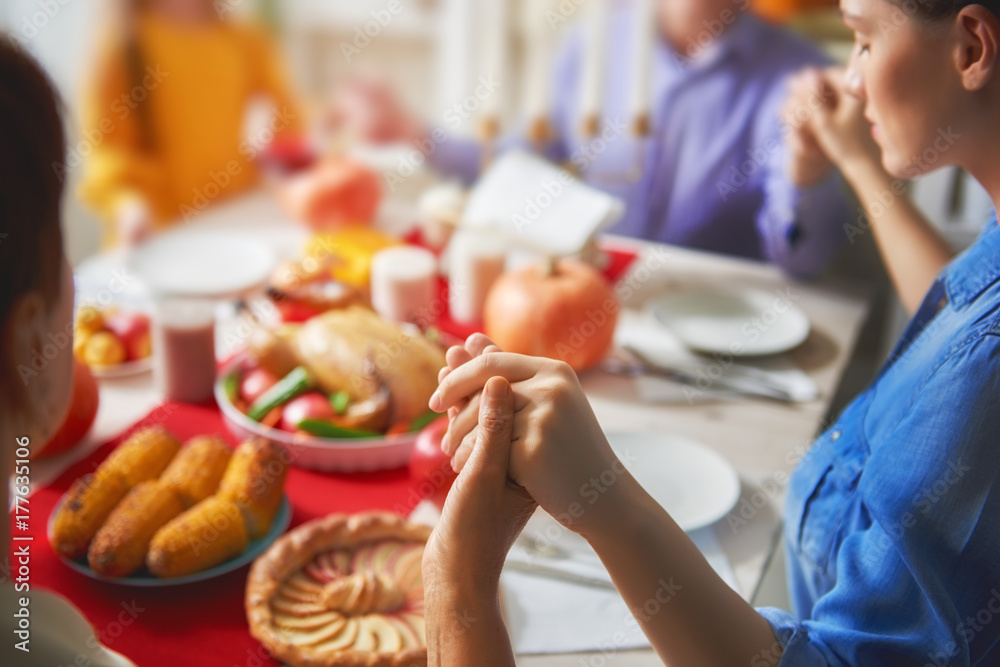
[311,617,360,652]
[362,614,403,652]
[272,610,343,631]
[270,594,328,617]
[321,571,406,615]
[401,613,426,646]
[387,615,422,650]
[280,613,349,647]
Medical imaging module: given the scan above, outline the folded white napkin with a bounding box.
[408,495,739,656]
[501,510,738,655]
[461,149,625,257]
[613,309,819,405]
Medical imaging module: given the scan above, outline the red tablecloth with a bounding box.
[15,402,418,667]
[17,241,638,665]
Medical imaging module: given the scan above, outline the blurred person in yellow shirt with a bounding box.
[77,0,304,246]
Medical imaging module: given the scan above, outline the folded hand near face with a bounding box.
[785,66,882,179]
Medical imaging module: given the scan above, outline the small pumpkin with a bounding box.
[483,258,619,371]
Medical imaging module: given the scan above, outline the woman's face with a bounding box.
[841,0,965,178]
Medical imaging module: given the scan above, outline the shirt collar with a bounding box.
[943,211,1000,308]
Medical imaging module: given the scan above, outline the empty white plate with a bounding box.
[608,431,741,532]
[128,231,275,297]
[646,287,810,356]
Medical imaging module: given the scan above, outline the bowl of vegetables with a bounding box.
[216,352,441,472]
[214,307,447,472]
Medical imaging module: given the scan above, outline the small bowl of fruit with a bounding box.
[73,305,153,378]
[215,306,447,472]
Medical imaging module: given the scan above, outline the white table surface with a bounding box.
[40,191,873,665]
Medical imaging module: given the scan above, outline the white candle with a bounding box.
[628,0,656,136]
[418,182,467,250]
[448,230,507,325]
[524,37,554,144]
[370,246,438,329]
[580,0,610,137]
[479,0,509,136]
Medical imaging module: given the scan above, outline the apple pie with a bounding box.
[246,512,431,667]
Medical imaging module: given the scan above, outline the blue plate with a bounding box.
[51,495,292,586]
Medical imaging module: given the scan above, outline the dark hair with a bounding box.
[0,37,66,333]
[893,0,1000,21]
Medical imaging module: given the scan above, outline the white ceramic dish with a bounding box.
[215,352,419,473]
[128,231,275,297]
[607,431,741,532]
[645,287,810,357]
[89,357,153,379]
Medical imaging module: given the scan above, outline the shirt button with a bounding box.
[831,430,842,441]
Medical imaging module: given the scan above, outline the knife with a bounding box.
[620,345,796,404]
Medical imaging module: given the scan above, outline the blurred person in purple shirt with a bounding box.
[336,0,851,279]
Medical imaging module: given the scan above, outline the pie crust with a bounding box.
[246,512,432,667]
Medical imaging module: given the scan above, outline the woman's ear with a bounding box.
[955,5,1000,91]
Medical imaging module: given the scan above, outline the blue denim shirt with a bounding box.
[759,215,1000,666]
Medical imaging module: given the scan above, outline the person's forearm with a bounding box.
[583,476,780,666]
[425,579,516,666]
[841,156,954,314]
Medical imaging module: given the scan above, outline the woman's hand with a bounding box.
[788,67,882,179]
[423,376,536,590]
[431,334,625,540]
[422,376,532,667]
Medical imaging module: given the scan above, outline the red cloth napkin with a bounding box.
[14,402,419,667]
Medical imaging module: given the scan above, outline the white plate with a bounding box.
[608,432,741,532]
[646,287,810,356]
[128,231,275,297]
[89,357,153,379]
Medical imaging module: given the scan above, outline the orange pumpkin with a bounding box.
[483,259,619,371]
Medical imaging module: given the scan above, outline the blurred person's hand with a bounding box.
[783,68,836,187]
[116,197,153,248]
[328,78,426,145]
[787,67,882,180]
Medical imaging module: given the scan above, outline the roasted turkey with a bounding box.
[247,307,446,428]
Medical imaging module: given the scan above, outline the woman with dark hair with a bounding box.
[425,1,1000,664]
[0,38,134,666]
